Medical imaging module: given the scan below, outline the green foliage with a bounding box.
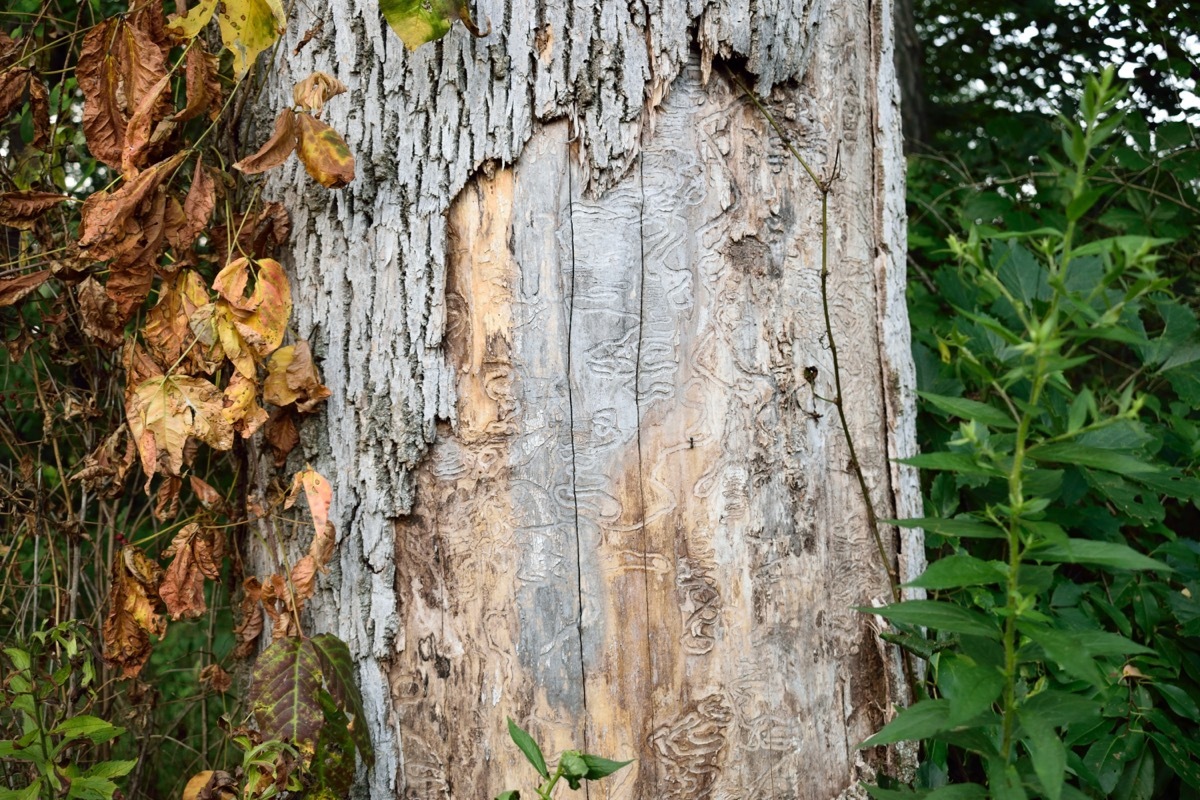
[880,69,1200,799]
[496,718,632,800]
[0,622,135,799]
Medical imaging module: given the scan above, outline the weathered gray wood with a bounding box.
[252,0,920,796]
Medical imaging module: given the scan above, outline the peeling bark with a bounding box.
[255,0,920,796]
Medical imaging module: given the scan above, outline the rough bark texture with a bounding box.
[255,0,921,797]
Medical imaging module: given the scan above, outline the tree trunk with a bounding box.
[255,0,922,797]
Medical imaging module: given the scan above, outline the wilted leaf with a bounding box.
[295,113,355,188]
[27,74,50,150]
[217,0,287,77]
[78,151,187,261]
[167,0,218,39]
[102,546,166,679]
[174,45,223,123]
[0,191,68,230]
[72,424,137,498]
[233,108,297,175]
[199,663,233,694]
[265,407,299,467]
[233,578,265,658]
[104,189,168,319]
[144,270,210,368]
[287,465,332,535]
[160,522,226,619]
[308,522,336,568]
[153,475,182,521]
[166,160,216,252]
[0,270,49,308]
[0,67,31,122]
[223,372,269,437]
[264,341,331,411]
[122,71,173,174]
[181,770,237,800]
[189,474,225,511]
[126,375,234,485]
[213,257,291,356]
[211,201,290,263]
[210,301,257,378]
[77,276,126,347]
[288,556,319,609]
[293,72,347,112]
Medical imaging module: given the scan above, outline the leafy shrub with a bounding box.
[868,69,1200,799]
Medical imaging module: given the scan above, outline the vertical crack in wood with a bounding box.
[634,148,655,798]
[565,141,593,778]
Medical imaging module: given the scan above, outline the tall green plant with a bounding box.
[866,69,1200,799]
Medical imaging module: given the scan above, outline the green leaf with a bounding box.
[1113,747,1155,800]
[887,517,1006,539]
[1028,443,1159,474]
[1020,709,1066,800]
[925,785,990,799]
[918,392,1016,428]
[985,756,1028,800]
[993,240,1052,306]
[495,792,520,800]
[859,699,955,747]
[580,753,633,780]
[1028,539,1170,571]
[1020,690,1102,728]
[310,633,373,767]
[904,555,1006,589]
[899,452,1001,475]
[81,761,136,780]
[937,653,1004,725]
[507,718,548,779]
[0,781,42,800]
[859,601,1000,638]
[49,716,124,745]
[560,751,588,779]
[1150,682,1200,720]
[380,0,475,49]
[65,775,121,799]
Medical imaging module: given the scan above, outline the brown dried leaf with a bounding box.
[264,407,299,468]
[72,424,136,498]
[78,151,186,261]
[77,276,125,347]
[293,72,347,113]
[198,663,233,694]
[210,202,290,263]
[308,522,336,569]
[102,545,166,679]
[174,45,223,123]
[233,577,265,658]
[160,522,226,619]
[288,555,318,610]
[27,74,50,150]
[0,191,70,230]
[223,372,269,438]
[126,375,233,486]
[0,270,49,308]
[144,270,210,368]
[189,475,225,511]
[233,108,297,175]
[104,188,168,319]
[123,340,164,390]
[286,465,331,535]
[153,475,182,522]
[122,72,173,175]
[295,113,355,188]
[177,161,216,250]
[0,67,30,123]
[263,341,331,411]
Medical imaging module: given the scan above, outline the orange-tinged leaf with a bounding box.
[103,188,169,319]
[213,257,291,356]
[263,341,331,411]
[264,407,299,467]
[122,71,172,175]
[223,372,269,437]
[0,191,68,230]
[0,270,49,308]
[286,465,332,535]
[160,522,226,619]
[293,72,347,112]
[308,522,336,568]
[233,108,297,175]
[211,301,257,378]
[288,555,319,609]
[295,113,355,188]
[102,545,166,679]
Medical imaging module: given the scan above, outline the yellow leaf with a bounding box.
[213,257,292,357]
[167,0,218,39]
[223,372,269,437]
[217,0,286,77]
[126,375,233,487]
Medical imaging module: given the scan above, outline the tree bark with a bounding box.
[255,0,922,797]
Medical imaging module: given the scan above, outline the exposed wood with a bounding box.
[254,0,919,796]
